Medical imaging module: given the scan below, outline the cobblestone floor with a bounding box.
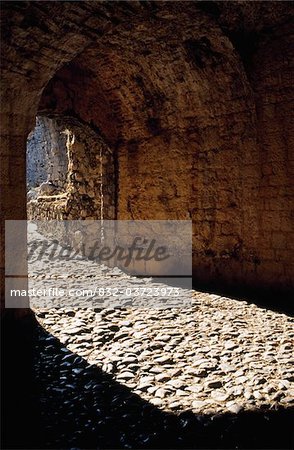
[29,230,294,448]
[35,293,294,417]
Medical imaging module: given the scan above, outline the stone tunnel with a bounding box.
[1,1,293,449]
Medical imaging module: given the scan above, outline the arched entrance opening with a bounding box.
[1,3,293,449]
[26,115,115,222]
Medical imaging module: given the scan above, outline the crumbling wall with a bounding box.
[27,119,115,221]
[26,117,68,193]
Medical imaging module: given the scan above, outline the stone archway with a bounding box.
[1,3,294,449]
[35,12,262,294]
[1,2,293,318]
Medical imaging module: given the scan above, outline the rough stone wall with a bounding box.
[246,24,294,293]
[26,117,68,191]
[1,1,294,313]
[37,6,293,295]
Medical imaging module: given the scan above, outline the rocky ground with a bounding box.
[33,292,294,449]
[28,228,294,448]
[35,296,294,417]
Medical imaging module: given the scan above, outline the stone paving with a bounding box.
[28,229,294,447]
[34,292,294,417]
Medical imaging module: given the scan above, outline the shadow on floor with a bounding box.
[1,312,293,449]
[191,280,294,317]
[147,276,293,317]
